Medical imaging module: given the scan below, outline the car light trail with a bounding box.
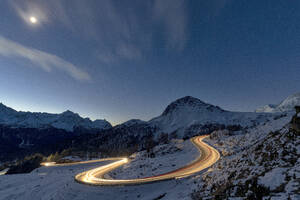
[43,135,220,186]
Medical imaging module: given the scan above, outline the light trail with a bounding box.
[42,135,220,186]
[41,157,125,167]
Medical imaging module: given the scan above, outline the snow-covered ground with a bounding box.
[258,168,286,191]
[0,139,203,200]
[110,139,199,179]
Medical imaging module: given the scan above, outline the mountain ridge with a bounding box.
[0,103,111,132]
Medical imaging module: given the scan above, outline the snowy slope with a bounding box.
[0,140,202,200]
[192,114,299,199]
[109,139,199,179]
[0,103,111,131]
[256,92,300,113]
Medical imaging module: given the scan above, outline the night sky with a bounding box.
[1,0,300,124]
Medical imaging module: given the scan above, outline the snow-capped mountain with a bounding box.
[256,92,300,113]
[0,103,111,131]
[92,96,282,154]
[255,104,277,113]
[149,96,273,137]
[0,95,284,163]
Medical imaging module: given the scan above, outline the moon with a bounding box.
[29,16,37,24]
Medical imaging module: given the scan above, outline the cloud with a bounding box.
[10,0,188,64]
[11,0,48,26]
[97,44,142,64]
[116,44,142,60]
[0,35,91,81]
[153,0,187,50]
[97,52,118,65]
[10,0,72,27]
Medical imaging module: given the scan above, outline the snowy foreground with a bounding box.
[0,140,203,200]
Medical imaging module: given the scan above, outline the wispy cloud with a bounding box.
[11,1,46,25]
[116,44,142,60]
[96,51,118,65]
[10,0,70,26]
[153,0,187,50]
[10,0,188,63]
[0,35,90,81]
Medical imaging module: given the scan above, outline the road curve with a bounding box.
[41,135,219,186]
[72,135,220,186]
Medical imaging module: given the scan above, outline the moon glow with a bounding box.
[29,16,37,24]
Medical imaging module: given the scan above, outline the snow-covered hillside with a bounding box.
[0,103,111,131]
[191,114,299,199]
[256,92,300,113]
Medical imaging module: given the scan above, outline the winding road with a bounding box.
[42,135,220,186]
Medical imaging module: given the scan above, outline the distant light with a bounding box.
[29,16,37,24]
[41,162,56,167]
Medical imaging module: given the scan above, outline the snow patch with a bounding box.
[258,168,286,190]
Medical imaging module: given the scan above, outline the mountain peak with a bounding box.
[174,96,205,104]
[61,110,77,116]
[162,96,218,116]
[0,102,17,114]
[0,102,9,108]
